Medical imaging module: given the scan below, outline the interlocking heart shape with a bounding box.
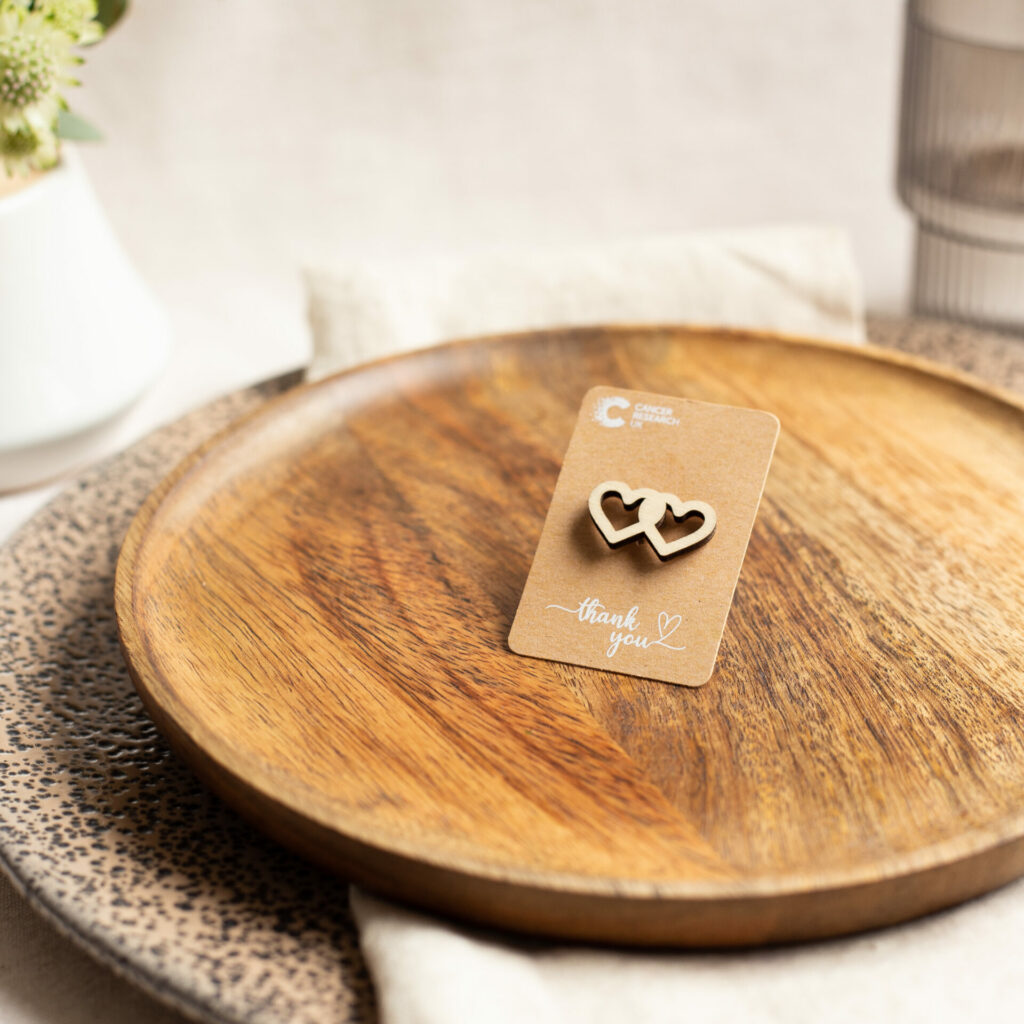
[588,481,716,561]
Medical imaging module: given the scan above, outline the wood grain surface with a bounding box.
[115,326,1024,946]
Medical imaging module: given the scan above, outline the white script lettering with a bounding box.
[545,597,686,658]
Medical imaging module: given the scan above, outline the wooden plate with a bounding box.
[115,326,1024,946]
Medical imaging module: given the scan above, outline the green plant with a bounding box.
[0,0,125,176]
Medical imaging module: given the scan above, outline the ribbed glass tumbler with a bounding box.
[898,0,1024,330]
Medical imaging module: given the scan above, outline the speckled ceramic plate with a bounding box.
[1,318,1022,1020]
[0,375,375,1024]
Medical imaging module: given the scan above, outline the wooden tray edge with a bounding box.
[113,325,1024,945]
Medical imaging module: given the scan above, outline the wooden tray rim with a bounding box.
[115,323,1024,906]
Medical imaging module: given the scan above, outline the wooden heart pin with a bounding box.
[588,481,716,561]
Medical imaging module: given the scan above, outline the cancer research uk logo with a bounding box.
[592,395,680,430]
[592,395,631,428]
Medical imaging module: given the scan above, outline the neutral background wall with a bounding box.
[76,0,911,396]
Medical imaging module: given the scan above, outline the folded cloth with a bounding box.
[305,225,864,380]
[305,225,869,1024]
[350,884,1023,1024]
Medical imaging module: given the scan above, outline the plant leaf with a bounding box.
[96,0,128,31]
[56,110,104,142]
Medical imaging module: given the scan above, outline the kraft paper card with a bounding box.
[508,387,779,687]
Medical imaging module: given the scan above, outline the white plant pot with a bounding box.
[0,146,170,491]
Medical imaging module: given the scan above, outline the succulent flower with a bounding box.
[0,0,111,177]
[0,8,76,131]
[40,1,103,45]
[1,118,57,173]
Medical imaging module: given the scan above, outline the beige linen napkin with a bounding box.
[349,884,1023,1024]
[305,225,864,379]
[305,226,876,1024]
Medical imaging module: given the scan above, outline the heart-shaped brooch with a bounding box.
[588,481,716,561]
